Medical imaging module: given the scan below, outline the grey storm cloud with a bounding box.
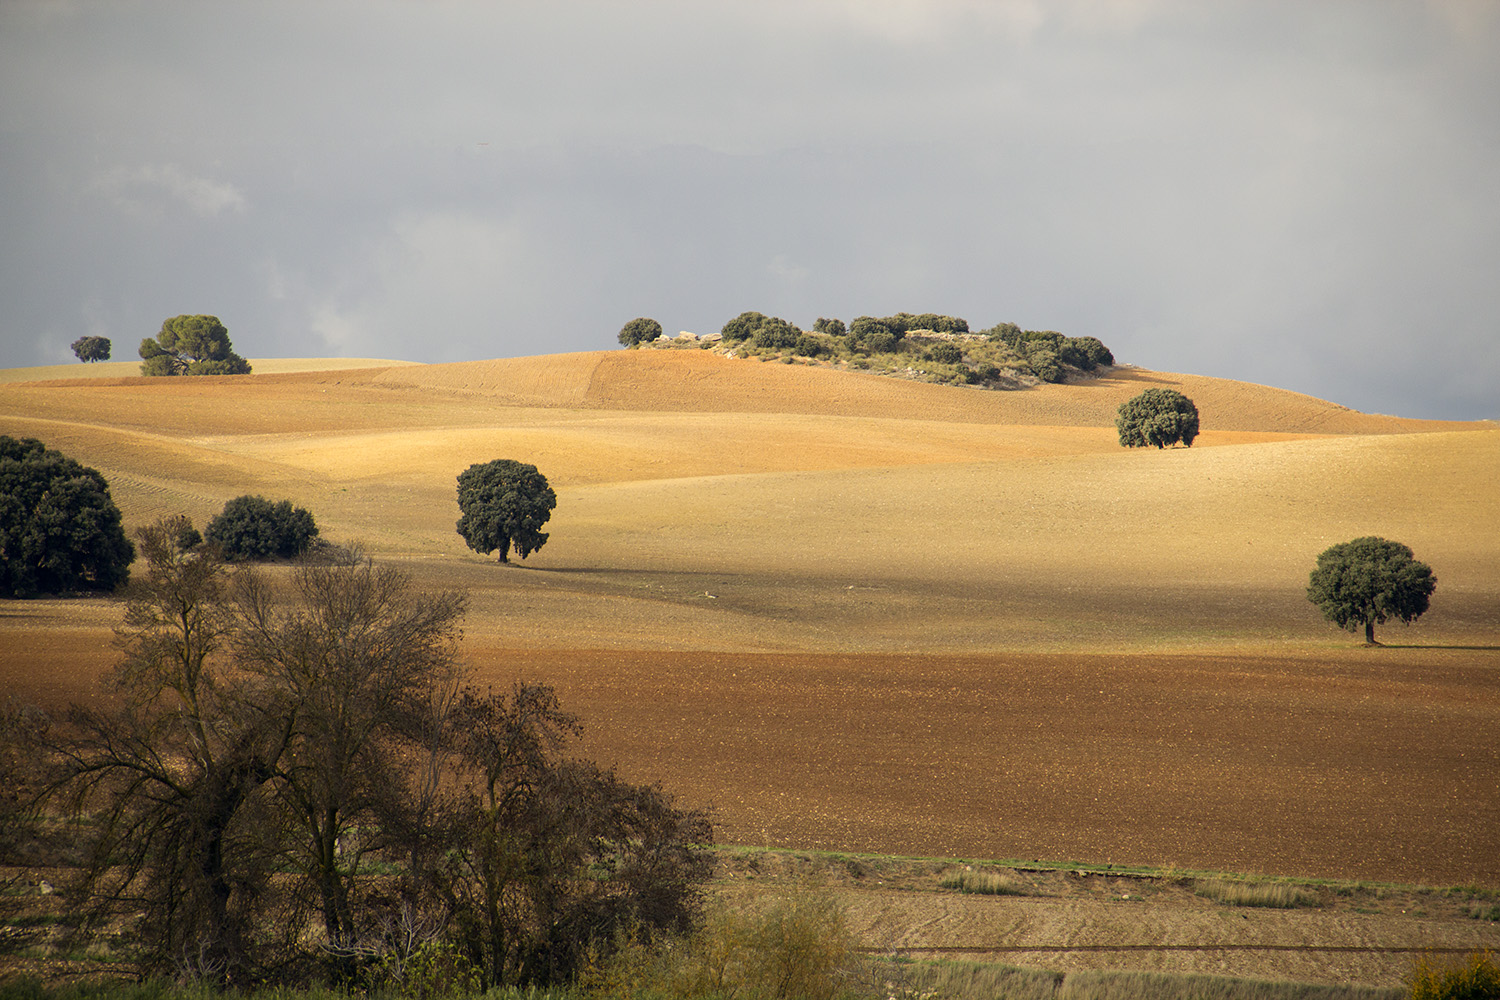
[2,0,1497,419]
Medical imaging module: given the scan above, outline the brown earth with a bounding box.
[2,351,1497,988]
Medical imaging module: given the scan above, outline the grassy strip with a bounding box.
[897,958,1403,1000]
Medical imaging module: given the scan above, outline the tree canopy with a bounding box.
[1115,388,1200,448]
[139,314,251,376]
[618,317,664,348]
[204,494,319,560]
[1306,536,1436,644]
[70,335,112,362]
[0,435,134,596]
[456,459,557,563]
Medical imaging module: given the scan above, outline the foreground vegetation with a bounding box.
[0,519,711,991]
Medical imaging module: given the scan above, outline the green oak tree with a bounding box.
[205,495,319,560]
[1307,536,1436,644]
[456,459,557,563]
[618,317,664,348]
[70,336,112,362]
[1116,388,1200,448]
[0,436,134,596]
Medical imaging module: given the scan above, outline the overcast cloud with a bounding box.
[3,0,1497,419]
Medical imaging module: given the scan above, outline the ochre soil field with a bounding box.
[3,351,1497,987]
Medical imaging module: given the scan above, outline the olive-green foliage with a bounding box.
[70,336,112,362]
[720,311,805,350]
[1307,537,1436,645]
[455,458,556,563]
[618,317,664,348]
[0,435,134,596]
[138,315,251,376]
[586,894,859,1000]
[1115,388,1200,448]
[928,342,963,365]
[204,494,319,560]
[813,317,846,338]
[753,317,805,350]
[981,324,1113,382]
[1409,951,1500,1000]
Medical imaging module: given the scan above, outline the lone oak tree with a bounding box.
[70,336,112,362]
[1116,388,1200,448]
[456,459,557,563]
[1307,536,1436,644]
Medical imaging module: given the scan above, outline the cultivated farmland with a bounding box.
[2,351,1496,988]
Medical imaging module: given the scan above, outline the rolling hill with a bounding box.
[2,351,1498,983]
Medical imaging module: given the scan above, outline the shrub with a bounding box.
[794,334,827,357]
[1409,951,1500,1000]
[618,317,664,348]
[204,494,319,560]
[1024,347,1062,383]
[587,894,858,1000]
[928,342,963,365]
[752,317,804,350]
[722,311,770,343]
[813,317,846,338]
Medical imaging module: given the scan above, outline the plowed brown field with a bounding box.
[3,351,1497,987]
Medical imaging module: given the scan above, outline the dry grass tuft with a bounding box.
[938,870,1035,897]
[1195,878,1322,909]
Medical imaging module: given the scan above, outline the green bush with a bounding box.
[618,317,664,348]
[928,342,963,365]
[585,894,861,1000]
[813,317,846,338]
[752,317,805,350]
[204,494,319,560]
[1409,951,1500,1000]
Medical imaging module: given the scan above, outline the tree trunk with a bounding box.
[1365,619,1376,644]
[497,537,510,563]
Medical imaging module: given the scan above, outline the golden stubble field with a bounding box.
[3,350,1498,986]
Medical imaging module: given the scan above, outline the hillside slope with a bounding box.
[367,350,1479,434]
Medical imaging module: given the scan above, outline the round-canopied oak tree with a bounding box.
[617,317,664,348]
[71,336,112,362]
[456,459,556,563]
[0,436,135,596]
[1116,388,1200,448]
[205,495,319,560]
[1306,536,1436,644]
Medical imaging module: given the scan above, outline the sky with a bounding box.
[2,1,1497,420]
